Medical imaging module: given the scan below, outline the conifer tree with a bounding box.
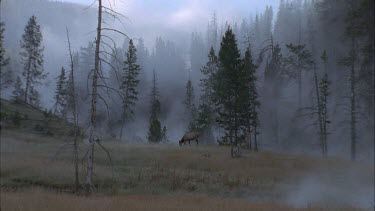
[0,22,11,89]
[161,126,169,143]
[341,1,361,160]
[243,47,260,151]
[54,67,68,118]
[147,70,162,143]
[263,44,284,146]
[20,15,46,103]
[212,27,248,157]
[183,79,197,131]
[319,51,330,155]
[285,43,313,108]
[195,47,218,143]
[119,39,140,138]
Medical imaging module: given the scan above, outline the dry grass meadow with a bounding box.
[1,127,374,210]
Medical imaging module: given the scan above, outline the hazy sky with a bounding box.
[60,0,279,30]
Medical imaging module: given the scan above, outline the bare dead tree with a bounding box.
[85,0,129,193]
[66,27,80,191]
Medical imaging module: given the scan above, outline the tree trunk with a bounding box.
[313,64,325,156]
[350,36,356,161]
[247,126,252,150]
[86,0,102,192]
[67,28,80,192]
[254,125,258,151]
[298,68,302,108]
[24,58,32,102]
[119,121,124,139]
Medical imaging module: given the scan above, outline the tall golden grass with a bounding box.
[1,130,373,210]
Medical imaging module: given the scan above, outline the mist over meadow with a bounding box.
[1,0,374,162]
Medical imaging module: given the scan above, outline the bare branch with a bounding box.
[102,28,130,40]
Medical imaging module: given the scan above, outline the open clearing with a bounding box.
[0,129,374,210]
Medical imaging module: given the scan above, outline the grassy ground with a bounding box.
[1,128,374,211]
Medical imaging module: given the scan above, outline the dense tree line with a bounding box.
[1,0,373,161]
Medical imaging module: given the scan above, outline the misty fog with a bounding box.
[0,0,374,208]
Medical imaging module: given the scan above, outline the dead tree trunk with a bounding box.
[66,28,80,191]
[350,36,357,161]
[313,64,325,156]
[86,0,102,192]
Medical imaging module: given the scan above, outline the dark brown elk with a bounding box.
[179,131,200,146]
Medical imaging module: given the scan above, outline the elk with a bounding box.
[179,131,200,146]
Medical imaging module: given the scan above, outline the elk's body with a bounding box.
[179,131,200,146]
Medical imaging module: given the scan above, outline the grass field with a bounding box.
[1,127,374,211]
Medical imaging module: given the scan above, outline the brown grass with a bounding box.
[0,189,363,211]
[1,130,373,210]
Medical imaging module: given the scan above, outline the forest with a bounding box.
[0,0,374,210]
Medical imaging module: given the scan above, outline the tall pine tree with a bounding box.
[183,79,197,131]
[54,67,68,119]
[0,22,11,90]
[119,39,140,138]
[20,15,46,103]
[243,47,260,151]
[195,47,218,144]
[147,70,162,143]
[212,27,249,157]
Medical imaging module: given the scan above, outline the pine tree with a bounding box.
[183,79,197,131]
[161,126,169,143]
[54,67,68,118]
[147,70,162,143]
[285,43,313,108]
[195,47,218,144]
[20,15,46,103]
[243,47,260,151]
[341,0,361,160]
[212,27,248,157]
[119,39,140,138]
[263,44,284,146]
[0,22,11,89]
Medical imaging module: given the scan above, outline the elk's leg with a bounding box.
[196,139,198,145]
[189,140,191,145]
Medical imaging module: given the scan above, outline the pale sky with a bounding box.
[57,0,279,46]
[60,0,279,28]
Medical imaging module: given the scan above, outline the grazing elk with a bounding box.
[179,131,200,146]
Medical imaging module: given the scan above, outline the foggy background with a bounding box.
[1,0,374,163]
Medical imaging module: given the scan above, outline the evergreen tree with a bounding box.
[263,44,284,146]
[119,39,140,138]
[161,126,169,143]
[212,27,249,157]
[0,22,11,89]
[243,47,260,151]
[319,50,330,155]
[183,79,197,131]
[54,67,68,118]
[341,0,361,161]
[195,47,218,144]
[285,43,313,108]
[147,70,162,143]
[20,15,46,103]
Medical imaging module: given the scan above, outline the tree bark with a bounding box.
[24,58,32,102]
[313,64,325,156]
[67,28,80,192]
[86,0,102,192]
[350,36,356,161]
